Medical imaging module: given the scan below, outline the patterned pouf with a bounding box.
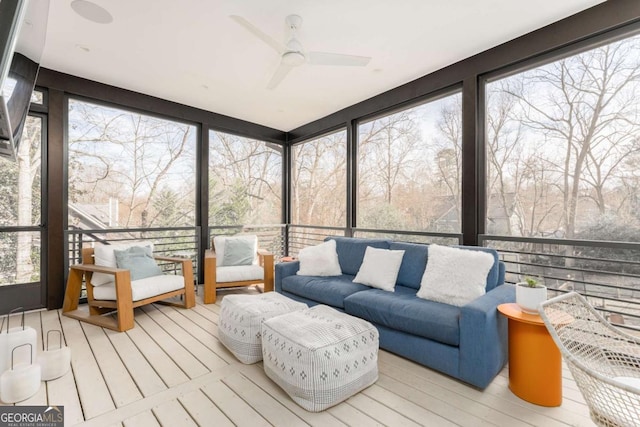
[261,305,379,412]
[218,293,307,364]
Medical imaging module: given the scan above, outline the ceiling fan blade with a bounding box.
[230,15,285,54]
[308,52,371,67]
[267,63,293,89]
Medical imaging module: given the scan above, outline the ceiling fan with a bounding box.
[230,14,371,89]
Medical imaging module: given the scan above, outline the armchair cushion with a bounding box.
[92,274,185,302]
[213,235,258,267]
[91,242,154,286]
[114,246,162,280]
[222,238,255,266]
[216,265,264,283]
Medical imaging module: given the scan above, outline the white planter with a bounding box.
[516,283,547,314]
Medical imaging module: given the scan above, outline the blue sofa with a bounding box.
[275,236,515,389]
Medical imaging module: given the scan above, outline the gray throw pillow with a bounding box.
[222,238,255,266]
[114,245,162,281]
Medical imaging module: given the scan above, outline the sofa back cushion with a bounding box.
[324,237,390,276]
[389,242,502,291]
[389,242,428,290]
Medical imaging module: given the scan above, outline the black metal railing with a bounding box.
[208,224,286,261]
[287,225,347,257]
[286,225,461,256]
[353,228,462,245]
[480,234,640,331]
[66,226,201,279]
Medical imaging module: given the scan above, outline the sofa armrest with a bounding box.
[459,284,515,388]
[275,260,300,293]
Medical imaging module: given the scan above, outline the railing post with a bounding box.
[284,224,290,256]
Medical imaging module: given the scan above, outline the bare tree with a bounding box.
[14,118,41,282]
[209,132,282,225]
[359,110,422,204]
[291,132,346,226]
[501,38,640,238]
[68,100,196,228]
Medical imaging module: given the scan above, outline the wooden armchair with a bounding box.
[203,235,274,304]
[63,247,195,332]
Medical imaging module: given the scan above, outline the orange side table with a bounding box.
[497,303,562,406]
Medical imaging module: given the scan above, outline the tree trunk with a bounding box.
[15,129,34,283]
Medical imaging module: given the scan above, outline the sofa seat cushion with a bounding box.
[93,274,184,302]
[217,265,264,283]
[281,274,370,309]
[343,285,461,346]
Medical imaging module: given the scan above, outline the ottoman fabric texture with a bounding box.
[261,305,379,412]
[218,293,307,364]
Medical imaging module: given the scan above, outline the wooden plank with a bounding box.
[377,368,526,426]
[158,305,236,364]
[59,312,116,419]
[104,328,167,397]
[190,303,221,326]
[222,371,307,427]
[134,309,209,379]
[238,364,346,427]
[124,322,190,388]
[365,378,464,426]
[71,368,243,427]
[380,351,593,427]
[81,322,143,407]
[486,373,593,426]
[178,389,234,427]
[152,399,197,427]
[122,411,160,427]
[328,402,386,426]
[140,305,228,372]
[201,380,270,427]
[42,310,84,425]
[346,390,422,427]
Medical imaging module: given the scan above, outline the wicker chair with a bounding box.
[539,292,640,427]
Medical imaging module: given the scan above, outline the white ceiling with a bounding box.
[38,0,604,132]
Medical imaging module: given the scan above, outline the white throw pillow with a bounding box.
[353,246,405,292]
[296,239,342,276]
[417,244,494,307]
[91,241,154,286]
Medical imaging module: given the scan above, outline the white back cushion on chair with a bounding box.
[213,235,258,267]
[91,242,154,286]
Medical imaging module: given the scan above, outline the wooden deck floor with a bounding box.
[1,286,595,426]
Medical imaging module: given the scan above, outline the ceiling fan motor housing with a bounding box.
[282,51,305,66]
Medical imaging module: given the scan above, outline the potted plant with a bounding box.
[515,277,547,314]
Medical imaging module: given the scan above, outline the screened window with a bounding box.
[67,99,197,228]
[291,130,347,227]
[208,131,282,226]
[0,115,42,285]
[358,92,462,232]
[485,33,640,241]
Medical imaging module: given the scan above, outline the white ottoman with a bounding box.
[218,293,307,364]
[261,305,379,412]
